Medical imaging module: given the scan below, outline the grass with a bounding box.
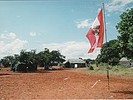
[87,64,133,77]
[110,65,133,76]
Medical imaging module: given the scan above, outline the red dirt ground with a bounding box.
[0,67,133,99]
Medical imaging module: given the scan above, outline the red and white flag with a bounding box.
[86,9,104,53]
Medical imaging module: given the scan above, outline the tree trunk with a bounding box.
[44,65,49,70]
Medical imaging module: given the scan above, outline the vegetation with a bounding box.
[88,8,133,76]
[0,56,15,67]
[116,8,133,60]
[89,64,133,77]
[0,48,65,71]
[96,39,121,66]
[96,8,133,66]
[36,48,65,70]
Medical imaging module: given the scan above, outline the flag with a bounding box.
[86,9,104,53]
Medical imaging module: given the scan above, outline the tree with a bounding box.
[12,50,37,72]
[51,50,65,65]
[19,49,36,63]
[0,56,14,67]
[36,48,51,70]
[96,39,121,66]
[37,48,65,70]
[0,48,65,70]
[116,8,133,59]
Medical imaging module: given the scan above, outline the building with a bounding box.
[64,59,86,68]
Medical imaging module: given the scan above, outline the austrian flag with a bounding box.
[86,9,104,53]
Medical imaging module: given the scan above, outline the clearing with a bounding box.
[0,67,133,99]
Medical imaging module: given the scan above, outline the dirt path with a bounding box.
[0,68,133,99]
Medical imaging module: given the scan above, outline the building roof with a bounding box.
[66,59,85,64]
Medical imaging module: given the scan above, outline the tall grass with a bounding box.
[88,64,133,77]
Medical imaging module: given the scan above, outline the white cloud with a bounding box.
[106,0,133,12]
[42,41,100,59]
[30,32,37,37]
[0,33,28,58]
[0,32,17,39]
[76,19,92,29]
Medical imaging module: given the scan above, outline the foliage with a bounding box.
[36,48,65,70]
[19,50,36,64]
[51,50,65,64]
[10,50,37,72]
[89,66,94,70]
[36,48,52,70]
[116,8,133,59]
[0,48,65,71]
[0,56,15,67]
[90,64,133,76]
[96,39,121,66]
[86,59,95,64]
[96,8,133,66]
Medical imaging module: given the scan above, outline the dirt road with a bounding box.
[0,68,133,99]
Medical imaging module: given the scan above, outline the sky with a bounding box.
[0,0,133,60]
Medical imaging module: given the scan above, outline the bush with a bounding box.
[89,66,94,70]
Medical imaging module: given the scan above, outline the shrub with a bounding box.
[89,66,94,70]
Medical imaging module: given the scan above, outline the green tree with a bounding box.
[0,48,65,70]
[116,8,133,59]
[51,50,65,65]
[19,49,36,63]
[96,39,121,66]
[0,56,14,67]
[36,48,52,70]
[37,48,65,70]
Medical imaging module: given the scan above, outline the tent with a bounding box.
[119,57,132,67]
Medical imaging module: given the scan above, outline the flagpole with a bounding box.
[102,3,107,42]
[102,3,110,91]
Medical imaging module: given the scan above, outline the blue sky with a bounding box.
[0,0,133,59]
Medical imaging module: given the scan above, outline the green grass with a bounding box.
[110,65,133,76]
[87,64,133,77]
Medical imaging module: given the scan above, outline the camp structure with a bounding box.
[119,57,133,67]
[11,62,37,72]
[64,58,86,68]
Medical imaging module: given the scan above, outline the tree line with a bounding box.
[0,48,65,70]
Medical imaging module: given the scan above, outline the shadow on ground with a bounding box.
[111,90,133,95]
[0,73,12,76]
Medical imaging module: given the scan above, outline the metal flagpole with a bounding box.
[102,3,110,90]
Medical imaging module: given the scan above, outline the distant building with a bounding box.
[64,59,86,68]
[119,57,133,67]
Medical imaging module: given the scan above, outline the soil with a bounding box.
[0,67,133,99]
